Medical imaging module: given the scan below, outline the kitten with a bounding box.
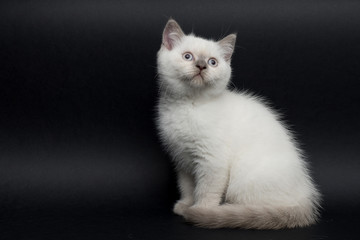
[156,19,321,229]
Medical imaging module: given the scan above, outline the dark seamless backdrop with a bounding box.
[0,1,359,239]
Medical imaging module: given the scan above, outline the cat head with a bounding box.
[157,19,236,98]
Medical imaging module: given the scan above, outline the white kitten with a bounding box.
[156,19,321,229]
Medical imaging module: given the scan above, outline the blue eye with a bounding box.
[183,52,193,61]
[208,58,218,67]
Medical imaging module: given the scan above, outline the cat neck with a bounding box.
[159,86,226,104]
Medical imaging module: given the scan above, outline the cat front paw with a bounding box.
[173,200,191,216]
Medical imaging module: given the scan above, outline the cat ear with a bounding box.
[162,19,185,50]
[218,34,237,62]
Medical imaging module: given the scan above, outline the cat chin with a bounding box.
[190,75,205,86]
[183,74,213,88]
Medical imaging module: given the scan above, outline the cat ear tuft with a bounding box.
[218,34,237,62]
[162,19,185,50]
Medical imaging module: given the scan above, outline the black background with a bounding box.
[1,0,360,239]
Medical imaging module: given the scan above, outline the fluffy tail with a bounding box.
[183,204,319,229]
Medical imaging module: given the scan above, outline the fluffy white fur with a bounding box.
[156,19,321,229]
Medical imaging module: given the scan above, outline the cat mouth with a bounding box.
[192,72,204,81]
[189,73,207,87]
[183,72,207,86]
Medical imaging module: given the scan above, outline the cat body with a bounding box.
[156,19,320,229]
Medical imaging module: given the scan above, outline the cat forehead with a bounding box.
[180,35,220,56]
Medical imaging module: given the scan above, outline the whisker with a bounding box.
[228,80,237,91]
